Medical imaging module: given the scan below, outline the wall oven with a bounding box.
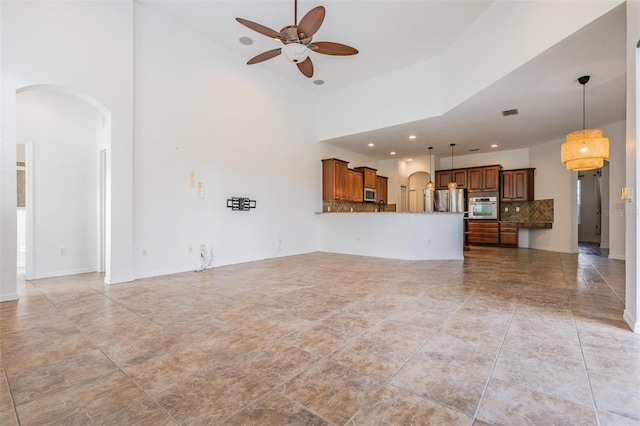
[468,196,498,220]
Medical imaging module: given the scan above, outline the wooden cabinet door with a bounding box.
[436,171,451,189]
[467,168,483,192]
[354,167,377,188]
[483,166,500,191]
[453,169,467,188]
[335,160,348,200]
[512,170,527,200]
[353,170,364,202]
[512,169,534,201]
[376,176,388,204]
[323,158,349,201]
[500,171,513,201]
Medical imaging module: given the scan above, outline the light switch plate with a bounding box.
[621,187,633,202]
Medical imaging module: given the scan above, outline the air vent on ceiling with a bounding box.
[469,148,480,152]
[502,108,519,117]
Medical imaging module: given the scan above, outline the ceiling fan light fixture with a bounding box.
[281,42,310,63]
[561,75,609,171]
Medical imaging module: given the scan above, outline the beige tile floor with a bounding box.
[0,247,638,425]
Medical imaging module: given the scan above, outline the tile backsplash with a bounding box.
[323,201,397,213]
[500,199,554,222]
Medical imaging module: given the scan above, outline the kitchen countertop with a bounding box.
[499,220,553,228]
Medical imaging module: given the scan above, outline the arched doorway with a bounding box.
[408,171,430,212]
[16,85,111,281]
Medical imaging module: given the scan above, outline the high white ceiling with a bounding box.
[142,0,627,160]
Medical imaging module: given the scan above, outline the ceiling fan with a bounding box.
[235,0,358,78]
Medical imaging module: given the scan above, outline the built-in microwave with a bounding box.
[468,196,498,219]
[364,188,377,202]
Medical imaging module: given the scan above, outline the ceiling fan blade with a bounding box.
[311,41,358,56]
[236,17,284,40]
[247,48,282,65]
[296,57,314,78]
[297,6,325,38]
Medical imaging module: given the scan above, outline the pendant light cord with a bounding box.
[582,82,586,131]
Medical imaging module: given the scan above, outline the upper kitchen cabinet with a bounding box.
[347,169,364,202]
[435,169,467,189]
[501,168,535,201]
[376,175,388,204]
[468,165,500,192]
[435,171,451,190]
[322,158,349,201]
[354,167,377,189]
[453,170,468,188]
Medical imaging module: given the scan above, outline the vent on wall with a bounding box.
[502,108,519,117]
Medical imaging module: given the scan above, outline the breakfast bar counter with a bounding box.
[317,212,464,260]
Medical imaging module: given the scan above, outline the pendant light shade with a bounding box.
[447,143,457,189]
[561,76,609,171]
[426,146,436,190]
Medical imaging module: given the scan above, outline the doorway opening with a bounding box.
[16,85,110,280]
[577,162,609,257]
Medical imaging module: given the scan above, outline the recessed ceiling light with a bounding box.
[390,151,396,155]
[409,135,416,140]
[368,143,374,147]
[313,79,325,85]
[407,158,413,161]
[239,36,253,45]
[491,144,498,148]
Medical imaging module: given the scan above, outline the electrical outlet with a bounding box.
[142,249,148,257]
[516,207,520,212]
[504,207,508,212]
[188,245,193,253]
[58,247,66,255]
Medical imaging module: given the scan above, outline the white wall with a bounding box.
[1,0,134,296]
[601,120,627,259]
[442,1,624,112]
[17,89,99,278]
[528,137,576,253]
[624,0,639,332]
[317,1,622,143]
[437,148,529,171]
[600,162,610,249]
[133,3,321,277]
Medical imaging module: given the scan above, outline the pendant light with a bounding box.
[425,146,436,190]
[561,75,609,171]
[447,143,457,189]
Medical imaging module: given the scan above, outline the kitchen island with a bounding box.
[317,212,464,260]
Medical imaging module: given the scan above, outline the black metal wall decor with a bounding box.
[227,197,256,211]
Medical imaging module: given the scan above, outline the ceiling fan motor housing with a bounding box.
[282,43,310,63]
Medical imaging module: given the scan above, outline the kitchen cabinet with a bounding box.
[322,158,349,201]
[452,169,468,188]
[347,169,364,202]
[376,175,388,204]
[435,171,451,190]
[499,222,518,247]
[354,167,378,189]
[435,169,467,189]
[467,220,499,246]
[468,165,500,192]
[501,168,535,201]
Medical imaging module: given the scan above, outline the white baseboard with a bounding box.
[623,309,639,333]
[599,243,610,249]
[608,253,626,261]
[104,275,135,285]
[0,293,19,302]
[33,267,97,280]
